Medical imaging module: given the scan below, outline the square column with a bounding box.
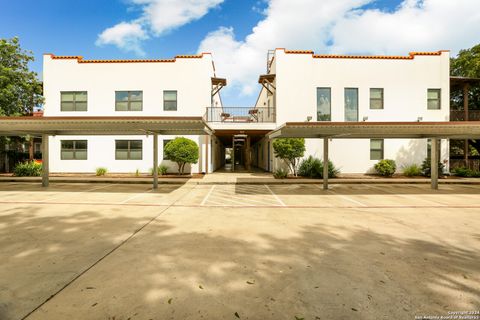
[323,138,329,190]
[42,134,49,187]
[153,133,158,189]
[431,138,439,190]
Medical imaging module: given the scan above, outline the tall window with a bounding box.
[61,91,87,111]
[317,87,331,121]
[370,139,384,160]
[163,139,172,160]
[115,91,142,111]
[115,140,142,160]
[370,88,384,109]
[345,88,358,121]
[163,91,177,111]
[427,89,441,110]
[61,140,87,160]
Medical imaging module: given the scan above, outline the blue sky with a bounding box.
[1,0,479,106]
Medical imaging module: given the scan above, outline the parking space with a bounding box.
[1,182,479,320]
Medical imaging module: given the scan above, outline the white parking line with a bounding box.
[264,184,286,207]
[325,187,367,207]
[119,189,153,204]
[201,185,216,206]
[40,184,115,202]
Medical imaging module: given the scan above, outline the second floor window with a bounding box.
[164,91,177,111]
[345,88,359,121]
[115,91,143,111]
[427,89,441,110]
[115,140,142,160]
[61,140,87,160]
[61,91,87,111]
[316,87,331,121]
[370,88,384,109]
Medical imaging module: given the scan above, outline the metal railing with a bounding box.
[450,110,480,121]
[204,107,275,123]
[450,159,480,171]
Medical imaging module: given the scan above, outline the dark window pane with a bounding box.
[61,141,74,150]
[130,140,142,149]
[116,140,129,150]
[370,88,383,109]
[75,140,87,150]
[129,150,142,160]
[164,101,177,111]
[427,89,441,110]
[164,91,177,111]
[75,92,87,102]
[370,150,383,160]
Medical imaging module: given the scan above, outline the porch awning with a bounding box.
[268,121,480,140]
[0,116,213,136]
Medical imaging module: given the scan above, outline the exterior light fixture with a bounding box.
[417,117,423,122]
[363,116,368,121]
[306,116,312,122]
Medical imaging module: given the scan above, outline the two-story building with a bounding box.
[249,49,451,173]
[42,48,451,175]
[43,53,222,174]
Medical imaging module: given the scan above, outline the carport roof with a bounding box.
[0,116,213,136]
[268,121,480,139]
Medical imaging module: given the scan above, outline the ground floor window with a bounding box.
[61,140,87,160]
[115,140,142,160]
[370,139,384,160]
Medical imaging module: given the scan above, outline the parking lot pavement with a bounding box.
[0,182,479,320]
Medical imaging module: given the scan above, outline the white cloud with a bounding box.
[97,0,223,54]
[96,22,148,55]
[198,0,480,104]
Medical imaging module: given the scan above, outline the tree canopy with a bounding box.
[450,43,480,111]
[0,37,43,116]
[272,138,305,176]
[164,137,199,175]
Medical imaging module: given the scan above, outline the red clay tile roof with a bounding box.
[46,53,211,63]
[280,48,449,60]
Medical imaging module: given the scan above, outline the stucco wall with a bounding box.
[257,49,451,173]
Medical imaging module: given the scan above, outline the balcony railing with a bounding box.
[205,107,275,123]
[450,110,480,121]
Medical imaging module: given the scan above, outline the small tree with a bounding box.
[164,137,199,175]
[272,138,305,176]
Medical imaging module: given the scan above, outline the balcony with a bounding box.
[205,107,275,123]
[450,110,480,121]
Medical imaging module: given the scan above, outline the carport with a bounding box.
[268,121,480,190]
[0,116,213,188]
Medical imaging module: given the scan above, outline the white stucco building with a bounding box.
[42,48,451,175]
[252,49,451,173]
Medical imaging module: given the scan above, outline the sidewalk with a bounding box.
[1,173,479,185]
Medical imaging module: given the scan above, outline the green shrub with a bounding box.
[374,159,396,177]
[96,167,108,176]
[164,137,199,175]
[452,167,480,177]
[298,156,340,178]
[273,168,288,179]
[13,161,42,177]
[402,164,422,177]
[159,165,168,175]
[421,158,445,177]
[272,138,306,176]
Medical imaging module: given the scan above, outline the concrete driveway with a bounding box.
[0,182,479,320]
